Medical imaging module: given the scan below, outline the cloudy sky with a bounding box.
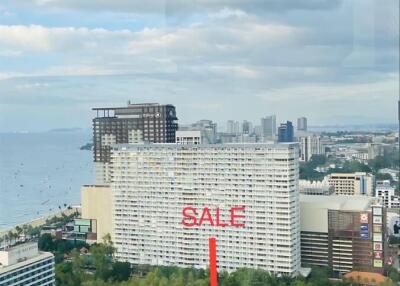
[0,0,398,132]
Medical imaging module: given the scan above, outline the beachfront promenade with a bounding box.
[0,206,81,238]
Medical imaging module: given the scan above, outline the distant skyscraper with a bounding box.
[241,120,252,134]
[297,117,307,131]
[278,121,294,143]
[92,102,178,184]
[226,120,240,134]
[299,135,324,162]
[261,115,276,138]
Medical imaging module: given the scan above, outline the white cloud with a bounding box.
[0,25,133,52]
[0,17,304,78]
[0,1,398,129]
[6,0,342,14]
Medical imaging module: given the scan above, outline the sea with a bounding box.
[0,131,93,230]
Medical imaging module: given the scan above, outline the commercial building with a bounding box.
[260,115,276,139]
[297,117,307,132]
[0,243,54,286]
[375,180,400,209]
[81,185,112,243]
[111,143,301,276]
[300,195,385,274]
[92,102,178,184]
[326,172,374,196]
[278,121,294,143]
[299,135,324,162]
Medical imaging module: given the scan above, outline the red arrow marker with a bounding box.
[209,237,218,286]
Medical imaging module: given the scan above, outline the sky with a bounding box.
[0,0,398,132]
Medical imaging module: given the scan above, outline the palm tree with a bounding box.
[4,234,9,246]
[15,226,23,240]
[7,231,15,245]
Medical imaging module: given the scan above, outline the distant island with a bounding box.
[48,128,84,133]
[80,143,93,150]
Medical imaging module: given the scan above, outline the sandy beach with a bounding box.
[0,206,81,237]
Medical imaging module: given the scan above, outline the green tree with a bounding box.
[38,233,55,251]
[111,261,132,282]
[308,266,332,286]
[90,237,115,280]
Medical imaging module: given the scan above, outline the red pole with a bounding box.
[209,237,218,286]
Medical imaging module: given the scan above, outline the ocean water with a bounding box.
[0,131,93,230]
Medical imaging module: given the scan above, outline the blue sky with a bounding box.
[0,0,398,132]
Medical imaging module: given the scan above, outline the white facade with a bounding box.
[111,143,301,276]
[375,180,400,208]
[176,130,202,145]
[299,180,334,196]
[299,135,324,162]
[0,243,54,286]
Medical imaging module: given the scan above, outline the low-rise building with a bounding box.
[175,130,202,145]
[299,180,334,196]
[0,243,54,286]
[326,172,374,196]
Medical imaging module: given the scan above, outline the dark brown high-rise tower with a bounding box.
[92,102,178,183]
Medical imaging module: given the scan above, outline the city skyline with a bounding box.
[0,0,398,132]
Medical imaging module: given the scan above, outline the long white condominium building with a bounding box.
[111,143,301,276]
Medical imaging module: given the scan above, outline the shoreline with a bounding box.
[0,206,81,237]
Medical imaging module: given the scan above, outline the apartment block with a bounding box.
[0,243,54,286]
[111,143,301,276]
[375,180,400,209]
[326,172,374,196]
[299,135,324,162]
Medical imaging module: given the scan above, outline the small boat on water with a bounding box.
[41,199,50,205]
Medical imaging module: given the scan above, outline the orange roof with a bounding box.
[343,271,387,284]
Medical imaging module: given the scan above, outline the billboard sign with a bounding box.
[360,223,369,239]
[373,259,383,268]
[360,213,369,224]
[373,242,383,251]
